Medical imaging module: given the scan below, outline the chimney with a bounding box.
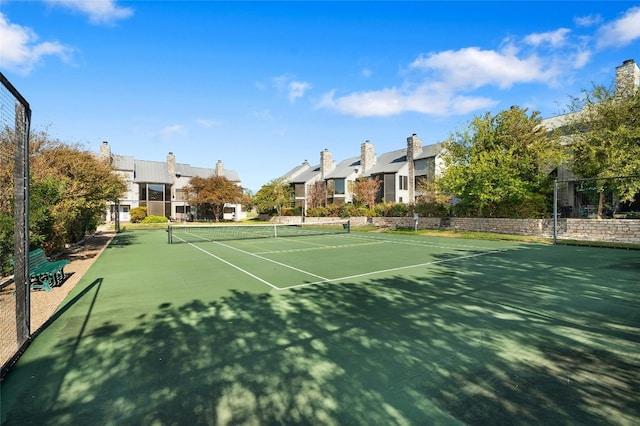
[167,152,176,177]
[360,140,376,173]
[215,160,224,177]
[615,59,640,98]
[100,141,111,165]
[320,149,335,179]
[406,134,422,203]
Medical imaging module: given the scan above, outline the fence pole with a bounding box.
[553,179,558,245]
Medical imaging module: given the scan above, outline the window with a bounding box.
[334,178,345,195]
[148,184,164,201]
[175,189,186,201]
[399,175,408,190]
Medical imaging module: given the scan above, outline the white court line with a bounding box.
[187,242,281,290]
[277,249,508,291]
[342,233,504,252]
[186,238,329,290]
[252,240,386,255]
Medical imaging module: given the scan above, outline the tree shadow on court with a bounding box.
[2,243,639,425]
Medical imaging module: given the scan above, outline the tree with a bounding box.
[252,178,294,216]
[437,106,564,217]
[564,84,640,218]
[29,133,127,247]
[352,176,381,208]
[306,181,327,209]
[184,175,248,221]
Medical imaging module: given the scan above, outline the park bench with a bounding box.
[11,249,70,291]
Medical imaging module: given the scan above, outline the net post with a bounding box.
[347,220,351,233]
[553,179,558,245]
[273,223,278,238]
[167,225,172,244]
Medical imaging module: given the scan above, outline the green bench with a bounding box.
[11,249,70,291]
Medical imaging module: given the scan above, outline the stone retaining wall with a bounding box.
[271,216,640,245]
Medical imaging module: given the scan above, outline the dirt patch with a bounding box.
[0,228,115,370]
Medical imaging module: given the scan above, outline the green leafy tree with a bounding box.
[564,84,640,218]
[0,129,127,268]
[184,175,248,221]
[437,107,564,217]
[29,133,127,247]
[252,178,294,216]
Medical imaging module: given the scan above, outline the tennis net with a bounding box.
[167,220,350,244]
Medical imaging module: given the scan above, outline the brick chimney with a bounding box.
[320,149,335,178]
[360,140,376,173]
[99,141,111,165]
[406,134,422,203]
[215,160,224,177]
[615,59,640,98]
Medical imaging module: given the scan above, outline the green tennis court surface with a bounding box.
[1,229,639,425]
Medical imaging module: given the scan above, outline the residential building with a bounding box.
[280,135,446,210]
[100,141,243,222]
[542,58,640,217]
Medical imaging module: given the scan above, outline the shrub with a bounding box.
[142,215,168,223]
[130,206,147,223]
[281,206,302,216]
[414,202,449,218]
[307,206,328,217]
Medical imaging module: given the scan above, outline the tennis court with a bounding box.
[1,227,639,425]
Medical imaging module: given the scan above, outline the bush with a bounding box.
[130,206,147,223]
[414,202,449,218]
[281,206,302,216]
[306,206,328,217]
[374,202,409,217]
[142,215,168,223]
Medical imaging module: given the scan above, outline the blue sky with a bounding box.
[1,1,640,192]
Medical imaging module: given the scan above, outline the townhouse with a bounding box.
[281,135,446,213]
[100,141,243,222]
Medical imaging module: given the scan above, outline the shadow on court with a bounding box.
[1,232,638,425]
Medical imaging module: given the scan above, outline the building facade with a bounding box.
[100,141,243,222]
[280,134,446,211]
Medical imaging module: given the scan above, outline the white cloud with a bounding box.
[410,47,554,90]
[318,8,640,119]
[317,85,497,118]
[524,28,571,47]
[0,13,73,74]
[575,14,602,27]
[317,46,548,118]
[157,124,186,141]
[44,0,133,25]
[596,6,640,48]
[287,81,311,102]
[272,74,312,103]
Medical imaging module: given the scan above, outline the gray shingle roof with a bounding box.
[111,155,134,171]
[365,148,407,175]
[291,164,321,183]
[324,156,361,179]
[282,162,312,182]
[415,143,444,160]
[134,160,173,184]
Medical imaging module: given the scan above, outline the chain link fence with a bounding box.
[1,72,31,378]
